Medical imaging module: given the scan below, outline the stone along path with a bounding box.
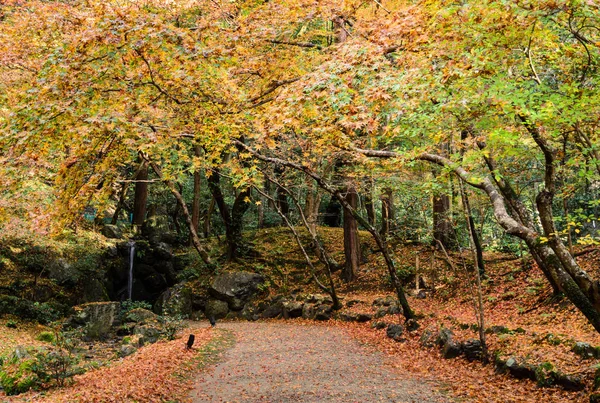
[190,322,450,403]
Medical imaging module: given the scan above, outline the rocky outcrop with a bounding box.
[68,302,120,339]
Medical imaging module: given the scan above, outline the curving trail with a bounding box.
[190,321,450,403]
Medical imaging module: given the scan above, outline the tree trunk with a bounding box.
[204,196,215,238]
[342,186,360,282]
[275,165,289,223]
[208,169,250,261]
[433,193,455,250]
[132,160,148,228]
[380,188,394,236]
[190,146,202,245]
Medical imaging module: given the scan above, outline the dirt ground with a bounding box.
[190,321,450,403]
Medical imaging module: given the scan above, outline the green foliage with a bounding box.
[120,300,153,314]
[36,331,55,343]
[6,320,17,329]
[535,362,556,387]
[160,315,185,341]
[0,295,67,324]
[0,354,39,396]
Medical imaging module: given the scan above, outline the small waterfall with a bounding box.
[128,240,135,300]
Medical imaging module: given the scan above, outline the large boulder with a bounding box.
[154,284,193,318]
[70,302,120,339]
[209,271,265,308]
[261,301,284,319]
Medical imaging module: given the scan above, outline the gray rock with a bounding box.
[228,298,245,311]
[119,344,137,357]
[436,328,454,347]
[555,373,585,391]
[573,341,598,359]
[48,258,81,286]
[371,321,387,330]
[261,302,283,319]
[419,329,436,347]
[134,324,161,344]
[302,303,316,320]
[339,312,372,323]
[153,242,174,260]
[154,284,193,318]
[405,319,420,331]
[209,271,265,306]
[102,224,123,239]
[386,324,404,341]
[505,357,536,380]
[463,339,482,361]
[374,307,388,319]
[14,345,30,360]
[80,278,109,303]
[383,296,397,306]
[373,297,385,307]
[356,313,373,322]
[442,339,463,359]
[143,273,168,293]
[387,304,402,316]
[205,299,229,320]
[314,304,332,321]
[282,301,303,319]
[346,299,361,307]
[306,294,333,304]
[241,303,259,321]
[71,302,120,339]
[487,325,510,335]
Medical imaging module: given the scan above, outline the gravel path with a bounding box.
[190,321,450,403]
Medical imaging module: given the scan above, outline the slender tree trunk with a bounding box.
[342,186,360,282]
[112,182,129,225]
[132,160,148,228]
[190,146,202,245]
[204,196,215,238]
[380,188,395,236]
[433,193,455,250]
[459,180,489,363]
[208,169,250,261]
[364,179,376,227]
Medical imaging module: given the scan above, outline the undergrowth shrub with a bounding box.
[0,331,81,395]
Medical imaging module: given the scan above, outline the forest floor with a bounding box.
[0,324,226,403]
